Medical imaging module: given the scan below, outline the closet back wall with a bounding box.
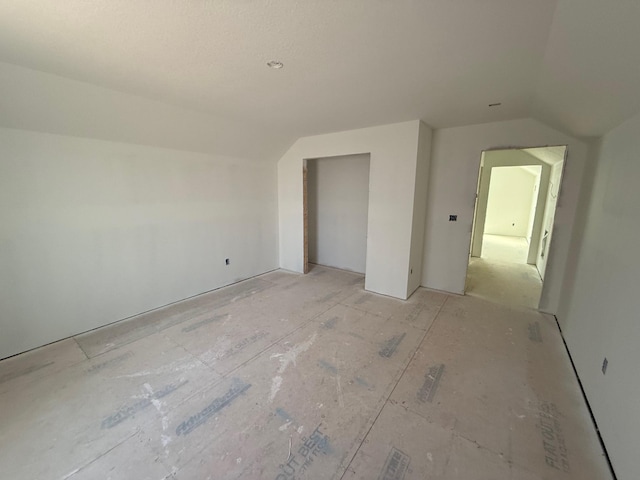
[307,154,370,273]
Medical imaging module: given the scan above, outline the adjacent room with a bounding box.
[1,1,639,479]
[466,146,566,310]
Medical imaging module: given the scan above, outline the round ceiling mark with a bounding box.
[267,61,284,69]
[488,102,502,107]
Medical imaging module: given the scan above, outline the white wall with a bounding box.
[421,118,587,313]
[525,168,541,244]
[557,112,640,480]
[0,128,279,360]
[278,120,430,299]
[536,161,564,278]
[484,166,539,237]
[307,154,370,273]
[407,122,433,295]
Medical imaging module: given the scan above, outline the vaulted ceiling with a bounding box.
[1,1,639,158]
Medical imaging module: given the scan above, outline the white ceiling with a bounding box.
[0,0,639,155]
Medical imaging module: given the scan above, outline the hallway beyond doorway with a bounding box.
[466,234,542,310]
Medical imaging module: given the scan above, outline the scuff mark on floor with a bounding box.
[60,468,80,480]
[335,349,344,408]
[279,420,292,431]
[144,383,172,457]
[269,376,283,403]
[268,333,317,403]
[117,356,201,378]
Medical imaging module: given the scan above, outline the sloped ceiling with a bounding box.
[0,1,638,158]
[532,0,640,137]
[523,146,566,166]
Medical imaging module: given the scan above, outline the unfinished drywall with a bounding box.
[536,161,564,279]
[307,154,370,273]
[558,112,640,480]
[407,123,433,295]
[0,61,292,162]
[278,120,431,299]
[421,118,586,314]
[484,166,540,238]
[0,127,279,360]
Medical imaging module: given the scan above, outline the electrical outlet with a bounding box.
[602,357,608,375]
[225,258,230,266]
[449,215,457,222]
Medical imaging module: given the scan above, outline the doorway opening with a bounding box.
[303,153,371,275]
[466,146,567,309]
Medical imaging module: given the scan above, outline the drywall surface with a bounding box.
[558,112,640,480]
[525,168,542,243]
[0,62,292,162]
[307,154,370,273]
[536,161,564,278]
[0,128,279,360]
[484,166,539,237]
[278,121,421,299]
[407,122,433,296]
[421,118,586,314]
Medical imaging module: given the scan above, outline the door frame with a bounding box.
[465,145,568,308]
[471,160,549,264]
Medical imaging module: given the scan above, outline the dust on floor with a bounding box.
[0,265,611,479]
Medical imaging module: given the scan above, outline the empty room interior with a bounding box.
[1,1,639,479]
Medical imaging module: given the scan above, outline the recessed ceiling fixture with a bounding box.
[488,102,502,107]
[267,61,284,69]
